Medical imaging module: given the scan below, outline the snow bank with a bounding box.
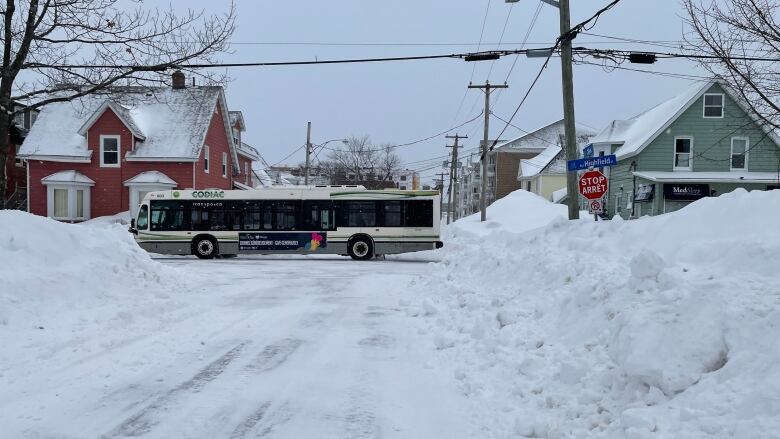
[448,190,571,237]
[0,211,186,361]
[412,188,780,437]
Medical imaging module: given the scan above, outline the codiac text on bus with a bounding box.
[192,190,225,199]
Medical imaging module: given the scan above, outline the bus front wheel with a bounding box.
[193,236,218,259]
[348,236,373,261]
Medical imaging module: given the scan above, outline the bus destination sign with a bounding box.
[239,232,327,252]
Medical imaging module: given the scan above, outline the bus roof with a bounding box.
[143,187,440,202]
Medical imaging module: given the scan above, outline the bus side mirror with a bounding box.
[130,218,136,229]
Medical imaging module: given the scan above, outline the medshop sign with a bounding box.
[663,184,710,201]
[239,232,327,251]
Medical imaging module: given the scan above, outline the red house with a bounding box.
[19,72,257,221]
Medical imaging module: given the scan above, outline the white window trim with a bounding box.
[703,93,725,119]
[222,152,228,178]
[45,184,91,221]
[127,183,176,215]
[99,135,121,168]
[673,136,694,171]
[204,144,210,174]
[244,162,250,184]
[730,136,750,171]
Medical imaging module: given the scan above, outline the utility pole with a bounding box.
[446,156,454,224]
[558,0,579,220]
[469,81,508,222]
[435,172,447,221]
[446,134,467,221]
[304,121,312,185]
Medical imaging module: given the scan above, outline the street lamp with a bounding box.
[305,138,348,185]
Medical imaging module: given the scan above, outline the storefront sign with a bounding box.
[663,184,709,201]
[239,232,327,251]
[634,184,655,202]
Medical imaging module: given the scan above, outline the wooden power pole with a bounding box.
[435,172,447,221]
[559,0,580,220]
[469,81,508,222]
[446,134,467,221]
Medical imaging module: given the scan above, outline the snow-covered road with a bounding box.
[3,256,475,439]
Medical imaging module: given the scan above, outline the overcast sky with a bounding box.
[174,0,703,183]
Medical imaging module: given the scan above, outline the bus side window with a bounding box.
[381,201,402,227]
[320,209,332,230]
[404,200,433,227]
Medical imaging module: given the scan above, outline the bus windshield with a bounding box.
[137,205,148,230]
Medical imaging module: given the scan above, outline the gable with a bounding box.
[636,83,780,172]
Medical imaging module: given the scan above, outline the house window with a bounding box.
[400,175,406,181]
[47,186,91,220]
[222,152,227,177]
[674,137,693,170]
[100,135,120,167]
[204,145,210,173]
[245,162,250,184]
[731,137,749,170]
[703,93,724,118]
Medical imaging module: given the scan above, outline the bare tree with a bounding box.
[376,143,402,182]
[327,135,377,183]
[0,0,236,208]
[683,0,780,130]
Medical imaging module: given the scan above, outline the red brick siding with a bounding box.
[28,160,195,219]
[197,100,233,189]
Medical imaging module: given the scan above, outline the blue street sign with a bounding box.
[583,144,594,158]
[567,154,618,171]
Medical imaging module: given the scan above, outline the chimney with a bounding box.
[172,70,185,89]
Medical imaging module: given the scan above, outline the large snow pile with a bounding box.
[412,188,780,438]
[449,189,570,237]
[0,211,187,362]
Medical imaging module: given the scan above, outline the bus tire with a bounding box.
[192,235,218,259]
[348,235,373,261]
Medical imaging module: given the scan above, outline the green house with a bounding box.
[590,79,780,218]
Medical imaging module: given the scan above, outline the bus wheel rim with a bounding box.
[354,242,368,257]
[199,240,213,254]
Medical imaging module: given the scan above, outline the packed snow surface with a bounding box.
[412,188,780,438]
[3,189,780,438]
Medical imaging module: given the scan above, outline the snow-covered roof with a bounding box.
[41,170,95,185]
[594,79,780,160]
[551,187,567,203]
[493,120,596,153]
[237,141,260,160]
[229,111,245,131]
[233,181,253,190]
[634,171,780,184]
[78,101,146,140]
[20,86,226,161]
[518,144,563,179]
[123,170,177,186]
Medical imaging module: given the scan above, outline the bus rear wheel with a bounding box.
[193,236,218,259]
[348,237,373,261]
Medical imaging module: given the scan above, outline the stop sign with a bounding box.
[579,170,608,200]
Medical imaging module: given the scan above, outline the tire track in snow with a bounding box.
[243,338,304,373]
[102,341,249,438]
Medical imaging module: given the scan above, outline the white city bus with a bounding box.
[129,186,442,260]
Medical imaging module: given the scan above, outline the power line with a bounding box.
[24,48,543,69]
[322,111,484,155]
[270,143,306,167]
[492,2,543,110]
